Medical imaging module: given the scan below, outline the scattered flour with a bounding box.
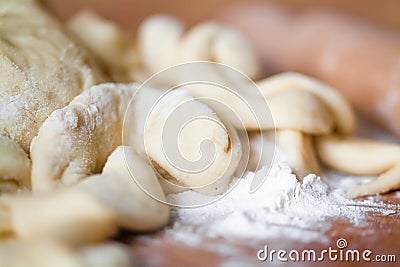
[162,119,400,245]
[166,150,396,244]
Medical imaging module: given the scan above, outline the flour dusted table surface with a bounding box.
[119,193,400,267]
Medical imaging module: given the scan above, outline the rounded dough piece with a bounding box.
[144,89,242,195]
[137,15,184,76]
[78,146,170,231]
[30,83,138,192]
[267,90,333,134]
[68,10,137,82]
[0,135,30,191]
[0,0,106,152]
[135,16,260,81]
[257,72,356,135]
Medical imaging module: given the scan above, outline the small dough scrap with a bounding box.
[0,0,106,152]
[144,89,242,195]
[0,136,30,192]
[0,190,117,245]
[78,146,170,231]
[30,83,137,192]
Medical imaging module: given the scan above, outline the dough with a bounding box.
[0,136,30,192]
[30,83,137,192]
[0,0,106,152]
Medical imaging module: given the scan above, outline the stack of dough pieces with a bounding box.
[69,12,400,199]
[2,1,400,265]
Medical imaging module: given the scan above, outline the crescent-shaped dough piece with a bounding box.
[316,135,400,175]
[257,72,356,135]
[0,0,106,152]
[30,83,137,192]
[144,89,242,195]
[179,83,333,134]
[316,135,400,198]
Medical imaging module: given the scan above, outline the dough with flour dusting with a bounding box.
[30,83,137,192]
[0,0,105,153]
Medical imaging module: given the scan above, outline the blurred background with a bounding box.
[44,0,400,32]
[43,0,400,136]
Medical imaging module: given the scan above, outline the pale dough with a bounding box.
[0,0,106,152]
[0,136,30,192]
[30,83,137,192]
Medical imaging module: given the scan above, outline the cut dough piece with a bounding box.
[0,190,116,245]
[257,72,356,135]
[30,83,137,192]
[0,136,30,192]
[137,15,184,77]
[316,135,400,175]
[347,164,400,198]
[276,130,319,178]
[178,83,332,133]
[68,10,137,82]
[0,0,106,152]
[267,90,333,134]
[178,21,260,79]
[316,135,400,198]
[135,16,260,81]
[144,89,242,195]
[78,146,170,231]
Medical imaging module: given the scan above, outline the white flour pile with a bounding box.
[166,148,396,244]
[162,120,400,244]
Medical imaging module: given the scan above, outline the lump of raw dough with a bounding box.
[143,89,242,195]
[0,0,106,152]
[30,83,137,192]
[78,146,170,231]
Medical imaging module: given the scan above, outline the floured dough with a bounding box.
[0,0,106,152]
[30,83,137,192]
